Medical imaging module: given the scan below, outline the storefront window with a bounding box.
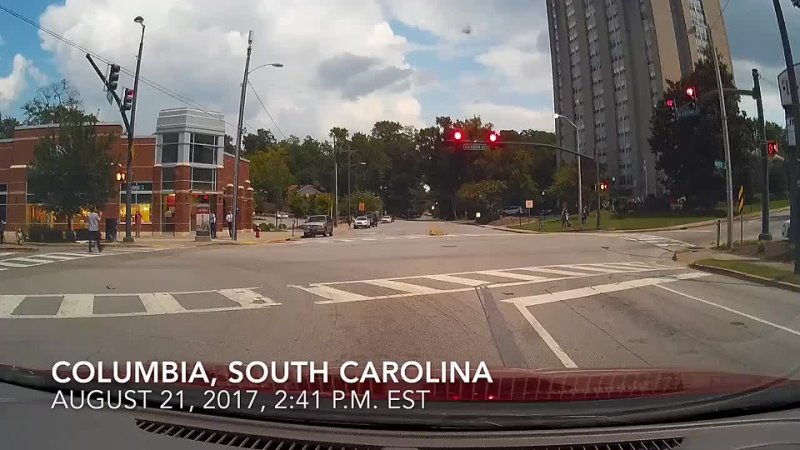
[119,203,152,223]
[192,167,216,190]
[161,133,179,163]
[190,133,217,165]
[162,167,175,190]
[25,205,90,229]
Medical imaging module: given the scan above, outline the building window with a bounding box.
[161,133,179,163]
[161,167,175,191]
[190,133,218,165]
[0,183,6,222]
[119,191,153,223]
[191,167,216,191]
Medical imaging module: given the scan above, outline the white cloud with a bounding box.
[474,32,553,95]
[464,102,555,132]
[0,54,43,112]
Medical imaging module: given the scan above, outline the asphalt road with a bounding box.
[1,220,799,381]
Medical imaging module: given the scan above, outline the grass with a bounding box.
[516,210,720,232]
[694,259,800,286]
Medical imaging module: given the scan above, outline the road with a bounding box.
[1,220,799,381]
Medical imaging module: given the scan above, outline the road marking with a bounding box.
[365,279,441,295]
[507,272,710,307]
[0,295,25,316]
[9,256,55,265]
[656,285,800,338]
[218,288,279,307]
[0,260,34,268]
[57,294,94,317]
[296,285,370,302]
[520,267,593,276]
[426,274,488,286]
[139,293,185,314]
[0,252,13,258]
[569,264,630,273]
[514,302,577,368]
[478,270,549,281]
[36,253,80,261]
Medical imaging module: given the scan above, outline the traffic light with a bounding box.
[487,130,499,149]
[116,171,126,182]
[767,140,779,158]
[685,86,697,101]
[108,64,121,92]
[666,98,675,109]
[122,88,134,111]
[452,130,464,142]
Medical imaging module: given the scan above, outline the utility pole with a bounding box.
[576,128,583,230]
[753,69,772,241]
[595,143,601,229]
[698,2,734,250]
[347,141,351,221]
[124,17,145,243]
[232,31,253,241]
[773,0,800,274]
[333,135,338,226]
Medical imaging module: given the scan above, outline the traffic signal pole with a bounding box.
[753,69,772,241]
[232,31,253,241]
[123,23,145,243]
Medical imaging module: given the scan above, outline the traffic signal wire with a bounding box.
[246,79,288,140]
[0,3,251,132]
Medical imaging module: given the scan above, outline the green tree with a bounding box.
[27,110,117,231]
[455,180,506,220]
[342,191,383,216]
[22,79,85,125]
[0,113,20,139]
[242,128,277,154]
[649,48,757,208]
[286,191,309,217]
[249,148,295,206]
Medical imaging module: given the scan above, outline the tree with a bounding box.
[455,180,506,220]
[27,110,117,231]
[249,148,295,206]
[242,128,277,154]
[223,134,235,154]
[22,79,85,125]
[0,113,20,139]
[649,48,757,208]
[341,191,383,216]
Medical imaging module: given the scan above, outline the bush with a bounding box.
[26,225,80,242]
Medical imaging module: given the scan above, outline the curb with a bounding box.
[0,245,39,253]
[689,262,800,293]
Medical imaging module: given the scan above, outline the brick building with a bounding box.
[0,107,253,238]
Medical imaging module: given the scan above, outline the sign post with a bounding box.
[525,200,534,228]
[738,186,745,243]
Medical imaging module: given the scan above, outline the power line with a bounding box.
[0,3,249,132]
[247,80,288,140]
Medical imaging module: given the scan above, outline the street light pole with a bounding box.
[555,114,583,230]
[347,141,351,220]
[232,30,253,241]
[124,16,145,243]
[333,136,338,226]
[772,0,800,274]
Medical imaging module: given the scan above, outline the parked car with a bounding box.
[300,215,333,237]
[276,211,289,219]
[353,216,371,229]
[782,219,791,239]
[380,215,393,223]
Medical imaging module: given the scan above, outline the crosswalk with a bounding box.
[622,234,694,251]
[290,261,679,304]
[0,246,179,272]
[0,287,279,319]
[292,233,505,245]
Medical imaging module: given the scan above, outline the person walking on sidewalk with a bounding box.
[209,212,217,238]
[0,218,5,244]
[87,208,102,253]
[226,210,233,238]
[134,209,142,238]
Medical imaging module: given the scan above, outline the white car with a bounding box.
[380,215,393,223]
[782,220,791,239]
[353,216,370,229]
[277,211,289,218]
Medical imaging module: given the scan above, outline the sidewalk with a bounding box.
[676,245,800,293]
[11,230,300,249]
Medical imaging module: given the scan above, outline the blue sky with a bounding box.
[1,1,799,136]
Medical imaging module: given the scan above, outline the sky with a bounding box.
[0,0,799,140]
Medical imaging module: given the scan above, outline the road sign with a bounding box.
[676,106,700,119]
[463,142,488,151]
[777,64,800,107]
[714,160,725,171]
[525,199,534,209]
[358,202,365,212]
[738,186,745,214]
[106,90,114,106]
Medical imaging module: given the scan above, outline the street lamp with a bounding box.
[121,15,146,243]
[554,113,584,229]
[231,30,284,241]
[348,161,367,219]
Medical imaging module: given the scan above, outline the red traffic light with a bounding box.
[686,86,697,100]
[666,99,675,109]
[453,130,463,141]
[125,89,135,99]
[767,140,779,158]
[488,131,498,143]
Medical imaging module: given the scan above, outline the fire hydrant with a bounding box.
[254,225,260,239]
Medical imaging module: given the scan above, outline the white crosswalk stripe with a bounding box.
[623,234,693,250]
[0,246,182,272]
[0,252,13,258]
[294,232,526,246]
[291,262,679,304]
[0,286,279,319]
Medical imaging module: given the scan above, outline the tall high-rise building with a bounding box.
[546,0,732,197]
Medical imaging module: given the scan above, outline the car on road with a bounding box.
[353,215,371,229]
[276,211,289,219]
[380,215,393,223]
[300,215,333,237]
[782,219,791,239]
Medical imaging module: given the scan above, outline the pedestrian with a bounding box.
[209,212,217,238]
[0,218,5,244]
[134,209,142,238]
[87,207,102,253]
[560,208,567,229]
[226,210,233,238]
